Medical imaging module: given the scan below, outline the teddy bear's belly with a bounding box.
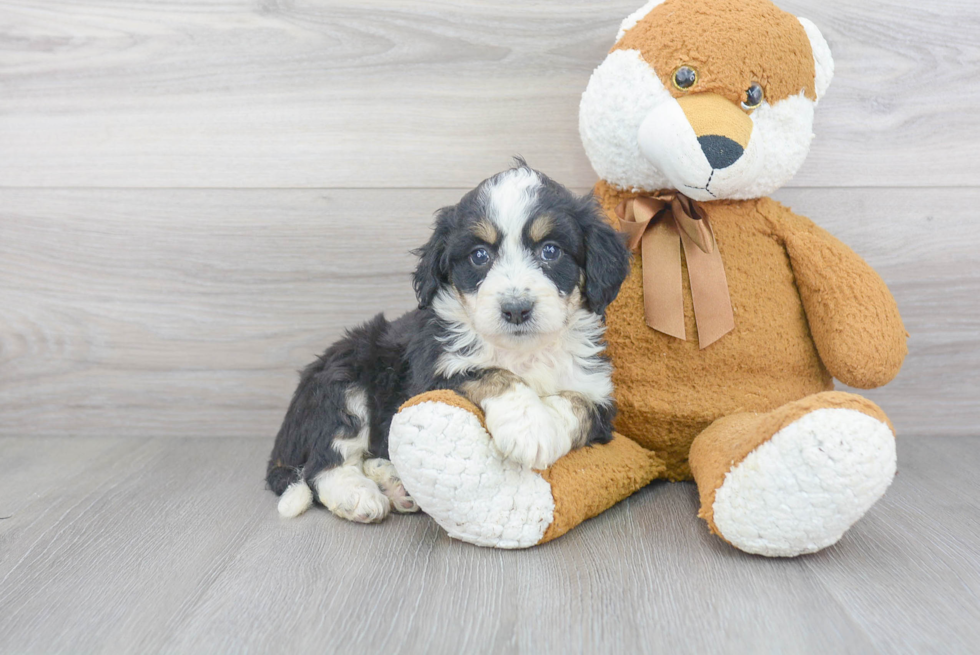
[604,225,832,481]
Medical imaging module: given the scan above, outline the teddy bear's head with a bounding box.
[580,0,833,201]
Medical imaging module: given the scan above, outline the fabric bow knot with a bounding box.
[615,193,735,349]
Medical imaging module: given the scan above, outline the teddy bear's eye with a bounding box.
[742,83,765,110]
[673,66,698,91]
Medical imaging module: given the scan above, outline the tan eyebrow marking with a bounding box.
[529,214,556,242]
[471,218,499,244]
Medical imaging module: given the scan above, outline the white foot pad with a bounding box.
[712,408,897,557]
[388,401,555,548]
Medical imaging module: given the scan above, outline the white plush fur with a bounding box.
[277,481,314,518]
[580,12,834,201]
[580,49,675,193]
[314,466,391,524]
[616,0,666,41]
[389,400,556,548]
[711,409,897,557]
[798,17,834,101]
[482,383,575,470]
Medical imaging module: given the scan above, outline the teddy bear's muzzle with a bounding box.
[637,92,763,202]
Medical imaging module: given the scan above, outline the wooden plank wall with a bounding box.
[1,0,978,438]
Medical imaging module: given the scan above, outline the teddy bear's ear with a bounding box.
[615,0,666,42]
[798,17,835,102]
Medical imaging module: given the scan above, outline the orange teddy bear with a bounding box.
[389,0,907,556]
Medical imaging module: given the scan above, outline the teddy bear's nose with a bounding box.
[698,135,744,170]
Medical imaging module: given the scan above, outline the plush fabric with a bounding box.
[538,432,664,544]
[614,0,818,105]
[389,0,907,556]
[390,391,664,547]
[688,390,894,539]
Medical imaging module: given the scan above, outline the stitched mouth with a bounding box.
[684,169,718,198]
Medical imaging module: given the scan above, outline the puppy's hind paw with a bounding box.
[315,466,392,523]
[363,458,420,514]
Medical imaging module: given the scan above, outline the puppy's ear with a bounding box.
[412,206,455,309]
[580,195,631,316]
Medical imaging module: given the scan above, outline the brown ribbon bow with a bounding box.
[615,193,735,349]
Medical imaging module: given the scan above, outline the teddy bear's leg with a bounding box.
[389,390,665,548]
[688,391,897,557]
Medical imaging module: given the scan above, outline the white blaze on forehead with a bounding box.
[479,167,545,302]
[482,167,541,240]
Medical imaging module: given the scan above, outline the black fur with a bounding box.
[266,162,631,498]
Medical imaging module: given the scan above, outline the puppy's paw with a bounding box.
[315,466,391,523]
[363,458,419,513]
[484,384,572,470]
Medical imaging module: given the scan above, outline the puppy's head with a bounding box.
[413,161,630,349]
[579,0,834,200]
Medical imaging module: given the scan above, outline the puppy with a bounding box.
[266,161,631,522]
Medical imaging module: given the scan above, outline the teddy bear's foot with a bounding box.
[690,391,897,557]
[388,390,664,548]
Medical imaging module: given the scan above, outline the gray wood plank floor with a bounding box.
[2,1,979,653]
[0,436,977,654]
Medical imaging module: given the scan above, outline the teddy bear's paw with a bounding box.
[389,398,556,549]
[483,385,572,470]
[711,408,896,557]
[363,458,419,513]
[314,466,392,524]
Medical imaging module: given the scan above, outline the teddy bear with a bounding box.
[387,0,908,557]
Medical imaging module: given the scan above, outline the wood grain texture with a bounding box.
[0,0,977,188]
[0,436,976,654]
[1,187,976,439]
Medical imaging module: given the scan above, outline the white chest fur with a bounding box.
[481,339,612,401]
[433,299,614,404]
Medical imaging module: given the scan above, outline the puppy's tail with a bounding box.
[267,462,314,518]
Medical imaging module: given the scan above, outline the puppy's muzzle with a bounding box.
[500,298,534,326]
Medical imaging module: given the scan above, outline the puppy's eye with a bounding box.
[539,243,562,262]
[742,82,765,110]
[673,66,697,91]
[470,247,491,266]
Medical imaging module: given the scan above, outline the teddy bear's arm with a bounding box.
[777,209,908,389]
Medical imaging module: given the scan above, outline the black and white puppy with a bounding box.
[266,162,631,522]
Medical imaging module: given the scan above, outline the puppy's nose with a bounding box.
[698,135,744,170]
[500,299,534,325]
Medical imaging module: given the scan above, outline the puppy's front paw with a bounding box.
[483,385,572,470]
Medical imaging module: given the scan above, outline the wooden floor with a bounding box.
[3,1,980,653]
[0,436,976,654]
